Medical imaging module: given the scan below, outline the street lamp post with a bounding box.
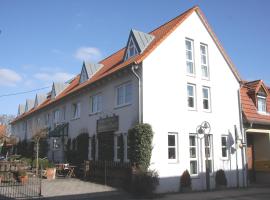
[196,121,211,191]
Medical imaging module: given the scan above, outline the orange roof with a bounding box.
[12,6,241,124]
[241,80,270,125]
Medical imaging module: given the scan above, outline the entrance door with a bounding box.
[247,134,255,182]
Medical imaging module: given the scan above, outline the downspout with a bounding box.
[131,64,142,124]
[237,85,248,188]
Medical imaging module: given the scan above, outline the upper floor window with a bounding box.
[53,110,60,124]
[187,84,196,110]
[90,93,102,114]
[185,39,195,75]
[258,95,266,113]
[202,87,211,111]
[168,132,178,162]
[200,44,209,79]
[125,37,138,60]
[116,82,132,107]
[72,102,80,119]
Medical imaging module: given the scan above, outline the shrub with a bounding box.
[180,170,191,188]
[215,169,227,186]
[128,123,154,171]
[130,169,159,196]
[32,158,53,169]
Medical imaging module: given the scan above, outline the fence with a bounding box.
[0,161,42,199]
[84,160,132,187]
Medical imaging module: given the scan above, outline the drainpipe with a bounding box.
[131,65,142,124]
[238,86,248,188]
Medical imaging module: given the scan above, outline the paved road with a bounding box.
[41,179,270,200]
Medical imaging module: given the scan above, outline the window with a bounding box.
[54,110,60,124]
[202,87,211,111]
[200,44,209,78]
[221,136,228,158]
[88,137,92,160]
[114,135,122,161]
[125,37,138,60]
[168,133,178,161]
[187,84,196,109]
[185,39,195,75]
[90,94,102,114]
[45,113,50,126]
[72,102,80,119]
[189,134,198,175]
[205,135,213,173]
[124,133,130,162]
[258,95,266,113]
[116,82,132,107]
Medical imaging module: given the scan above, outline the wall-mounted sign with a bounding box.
[97,115,119,133]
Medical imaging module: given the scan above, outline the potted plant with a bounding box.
[46,162,56,180]
[180,170,191,192]
[17,169,28,184]
[215,169,227,189]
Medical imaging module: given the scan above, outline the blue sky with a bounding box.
[0,0,270,115]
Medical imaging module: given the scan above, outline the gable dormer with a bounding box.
[25,99,34,112]
[34,93,47,108]
[256,82,269,114]
[79,62,103,84]
[18,104,26,116]
[124,29,155,61]
[51,82,69,99]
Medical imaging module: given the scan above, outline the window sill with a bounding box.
[114,103,132,110]
[186,73,196,78]
[202,77,210,81]
[168,159,178,164]
[203,109,212,113]
[190,174,200,179]
[71,117,80,121]
[89,111,101,116]
[220,157,229,161]
[188,108,197,111]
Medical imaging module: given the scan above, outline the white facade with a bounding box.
[143,12,245,192]
[11,8,246,193]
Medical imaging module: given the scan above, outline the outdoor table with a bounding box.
[66,165,76,178]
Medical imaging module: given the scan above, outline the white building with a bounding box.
[11,6,246,192]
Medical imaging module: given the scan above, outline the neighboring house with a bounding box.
[11,6,246,192]
[240,80,270,184]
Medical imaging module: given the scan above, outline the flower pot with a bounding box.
[46,168,56,180]
[19,176,28,184]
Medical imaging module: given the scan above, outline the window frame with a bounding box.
[204,134,213,173]
[124,133,130,162]
[187,83,197,110]
[185,38,195,76]
[72,102,81,119]
[257,95,267,113]
[114,134,122,162]
[125,37,139,60]
[200,43,210,79]
[221,135,229,159]
[168,132,178,163]
[115,82,132,108]
[189,134,198,175]
[90,93,102,114]
[202,86,211,112]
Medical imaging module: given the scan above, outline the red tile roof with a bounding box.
[12,6,241,124]
[241,80,270,125]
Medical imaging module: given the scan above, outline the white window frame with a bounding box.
[123,133,130,162]
[185,38,195,76]
[187,83,196,110]
[114,134,121,162]
[189,134,198,175]
[115,82,132,107]
[257,95,267,113]
[90,93,102,114]
[72,102,80,119]
[200,43,209,79]
[221,135,229,159]
[204,134,213,173]
[168,132,178,163]
[53,109,60,124]
[125,37,139,60]
[202,87,211,112]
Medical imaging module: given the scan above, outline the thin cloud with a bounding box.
[74,47,102,62]
[34,72,75,83]
[0,68,22,86]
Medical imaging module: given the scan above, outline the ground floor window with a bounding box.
[114,134,121,161]
[221,135,228,159]
[168,132,178,162]
[189,134,198,175]
[124,133,130,162]
[53,138,60,150]
[205,135,213,173]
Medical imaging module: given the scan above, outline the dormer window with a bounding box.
[125,37,138,60]
[258,95,266,113]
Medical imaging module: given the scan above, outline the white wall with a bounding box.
[143,12,244,192]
